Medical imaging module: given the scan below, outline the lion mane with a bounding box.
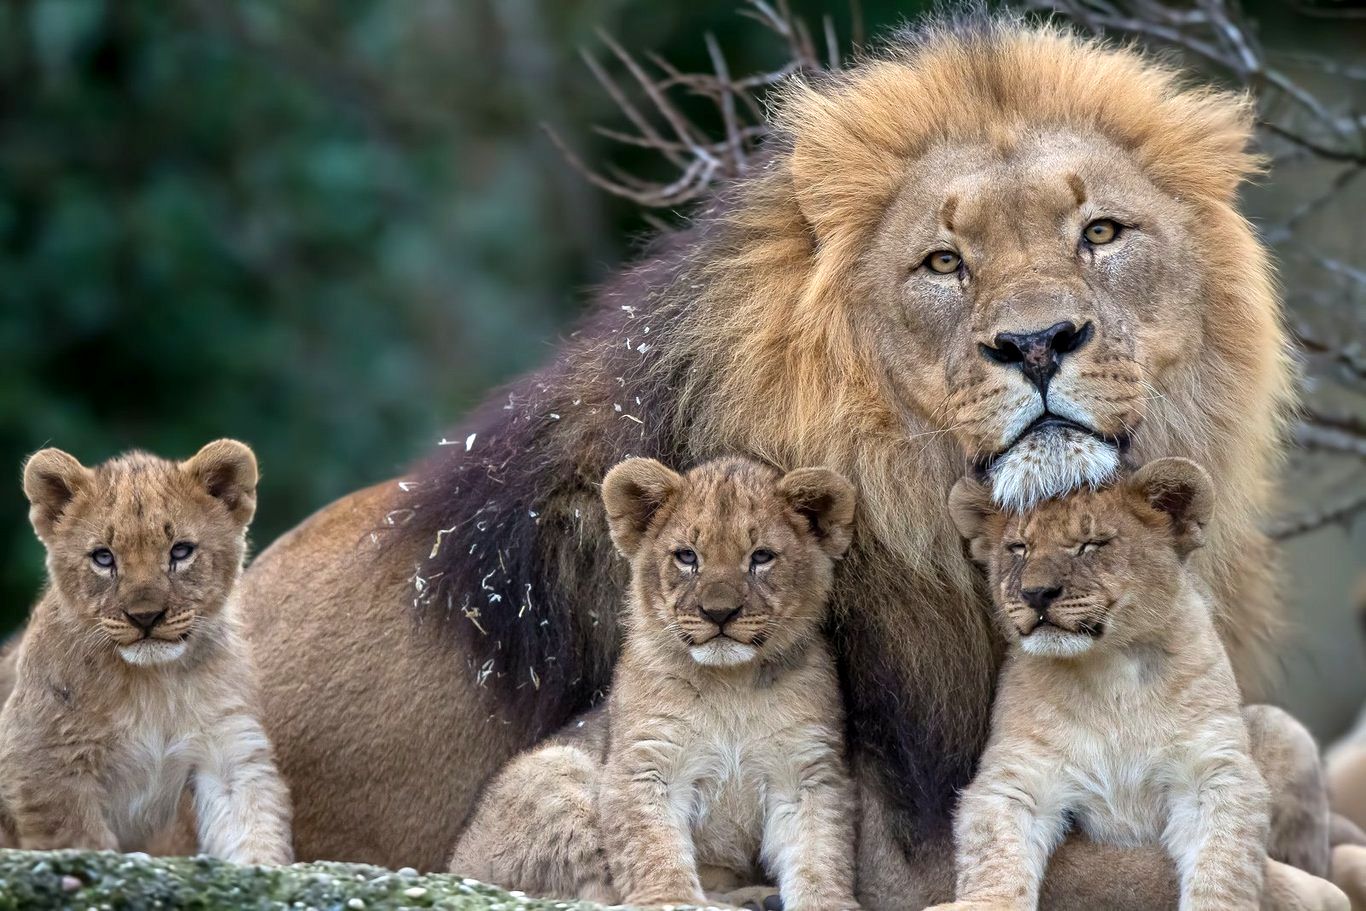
[397,13,1291,845]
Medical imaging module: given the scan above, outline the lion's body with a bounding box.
[238,16,1292,904]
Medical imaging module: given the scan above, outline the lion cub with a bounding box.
[934,459,1341,911]
[0,441,291,864]
[450,456,860,910]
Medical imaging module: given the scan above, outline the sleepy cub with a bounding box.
[934,458,1342,911]
[0,441,292,864]
[450,456,859,910]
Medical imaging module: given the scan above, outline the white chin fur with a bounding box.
[988,426,1120,511]
[118,639,188,667]
[1019,627,1096,658]
[690,639,759,667]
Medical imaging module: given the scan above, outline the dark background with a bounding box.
[1,1,1362,737]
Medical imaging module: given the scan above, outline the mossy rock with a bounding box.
[0,850,631,911]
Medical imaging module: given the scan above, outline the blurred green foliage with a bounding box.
[0,0,926,631]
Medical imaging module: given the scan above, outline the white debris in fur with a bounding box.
[989,426,1120,511]
[465,433,477,451]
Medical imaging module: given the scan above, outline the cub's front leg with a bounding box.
[193,711,292,865]
[599,741,706,907]
[1162,752,1269,911]
[4,761,118,852]
[926,762,1069,911]
[761,738,859,911]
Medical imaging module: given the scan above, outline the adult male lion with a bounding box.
[240,16,1302,908]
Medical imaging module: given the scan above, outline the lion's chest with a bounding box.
[102,693,211,849]
[673,730,778,876]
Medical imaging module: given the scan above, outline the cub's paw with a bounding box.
[705,886,780,910]
[1331,845,1366,911]
[1266,858,1350,911]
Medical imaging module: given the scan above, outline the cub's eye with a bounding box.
[91,548,115,569]
[1006,543,1027,557]
[674,548,698,567]
[749,549,775,568]
[1083,219,1120,245]
[923,250,962,275]
[1079,539,1110,555]
[170,542,196,562]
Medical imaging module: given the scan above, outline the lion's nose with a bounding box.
[699,603,741,627]
[124,608,166,632]
[980,321,1092,393]
[1020,586,1063,611]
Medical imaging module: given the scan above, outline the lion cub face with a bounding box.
[949,458,1213,659]
[23,440,258,667]
[602,457,855,668]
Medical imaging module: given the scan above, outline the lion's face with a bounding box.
[602,457,854,668]
[865,131,1204,508]
[950,457,1213,658]
[23,441,258,667]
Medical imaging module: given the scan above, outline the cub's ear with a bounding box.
[601,458,684,559]
[1128,457,1214,557]
[779,467,856,558]
[948,477,996,564]
[183,439,259,526]
[23,448,92,542]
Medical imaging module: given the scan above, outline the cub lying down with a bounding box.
[934,459,1343,911]
[451,456,859,910]
[0,442,291,864]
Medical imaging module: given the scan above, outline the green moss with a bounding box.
[0,850,622,911]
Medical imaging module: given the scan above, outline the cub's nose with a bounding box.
[1020,586,1063,611]
[980,321,1093,393]
[699,604,741,627]
[124,608,166,632]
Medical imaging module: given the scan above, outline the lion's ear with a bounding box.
[23,448,92,543]
[948,477,996,564]
[1128,457,1214,557]
[779,467,856,558]
[601,458,684,559]
[183,439,259,526]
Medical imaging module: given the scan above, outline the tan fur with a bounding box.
[0,443,291,864]
[931,461,1341,911]
[450,458,858,910]
[231,20,1293,896]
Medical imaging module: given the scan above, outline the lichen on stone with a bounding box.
[0,850,630,911]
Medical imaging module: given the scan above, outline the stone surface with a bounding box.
[0,849,633,911]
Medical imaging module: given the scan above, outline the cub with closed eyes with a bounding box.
[931,460,1344,911]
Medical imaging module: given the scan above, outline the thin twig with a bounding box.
[1269,489,1366,539]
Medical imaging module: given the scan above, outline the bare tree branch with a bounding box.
[545,0,855,211]
[1270,488,1366,539]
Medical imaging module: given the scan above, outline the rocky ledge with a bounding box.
[0,850,621,911]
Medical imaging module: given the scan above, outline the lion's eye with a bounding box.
[1079,539,1110,555]
[674,548,698,568]
[91,548,115,569]
[750,549,775,568]
[1083,219,1119,245]
[1007,543,1027,556]
[170,542,196,562]
[923,250,962,275]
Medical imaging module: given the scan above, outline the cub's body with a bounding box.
[451,457,859,911]
[604,622,849,899]
[989,584,1247,849]
[0,443,291,864]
